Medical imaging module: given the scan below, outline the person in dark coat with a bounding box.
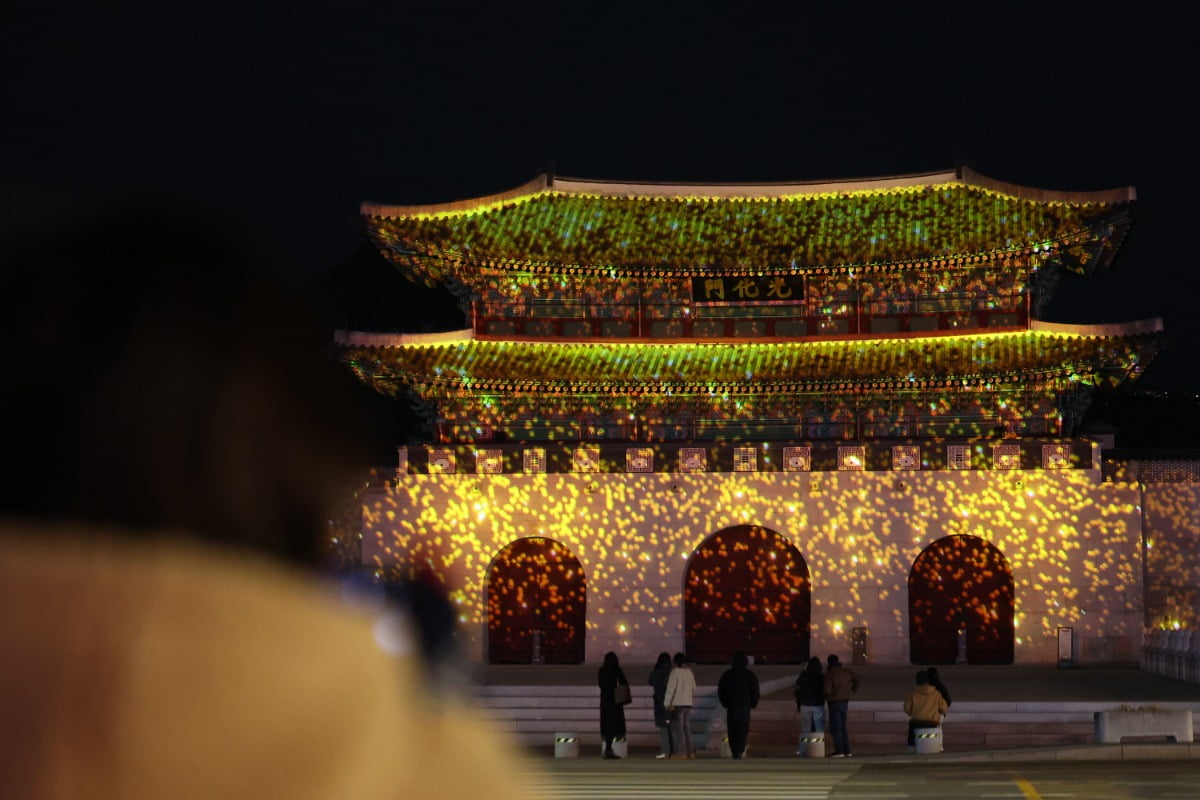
[823,653,858,757]
[647,652,674,758]
[717,651,760,759]
[794,656,826,735]
[598,651,628,759]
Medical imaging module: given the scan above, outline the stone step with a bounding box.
[472,690,1148,751]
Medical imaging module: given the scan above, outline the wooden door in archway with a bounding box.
[908,534,1014,665]
[487,537,586,664]
[684,525,810,665]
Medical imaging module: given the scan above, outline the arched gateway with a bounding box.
[908,534,1015,665]
[486,537,586,664]
[684,525,811,664]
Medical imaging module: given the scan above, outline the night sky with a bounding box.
[5,2,1199,398]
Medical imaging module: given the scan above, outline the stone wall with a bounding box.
[362,464,1146,666]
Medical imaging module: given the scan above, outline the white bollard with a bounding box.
[914,727,942,754]
[797,731,825,758]
[554,732,579,758]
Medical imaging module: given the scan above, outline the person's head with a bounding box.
[0,198,375,566]
[926,667,940,682]
[673,652,688,667]
[806,656,822,674]
[603,651,619,669]
[655,652,672,669]
[827,654,840,668]
[916,670,929,685]
[732,651,749,669]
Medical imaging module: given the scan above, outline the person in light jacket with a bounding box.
[664,652,696,758]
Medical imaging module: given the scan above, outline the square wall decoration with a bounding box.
[523,448,546,474]
[783,446,812,472]
[838,445,865,471]
[573,445,601,473]
[427,447,455,474]
[1042,444,1071,469]
[892,445,920,471]
[679,448,707,473]
[993,444,1021,470]
[734,447,757,472]
[626,448,653,473]
[475,449,503,474]
[947,445,971,470]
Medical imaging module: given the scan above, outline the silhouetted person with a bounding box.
[648,652,675,758]
[718,651,760,759]
[598,651,628,759]
[794,656,826,737]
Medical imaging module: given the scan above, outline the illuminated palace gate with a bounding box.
[908,535,1015,665]
[487,537,586,664]
[685,525,811,664]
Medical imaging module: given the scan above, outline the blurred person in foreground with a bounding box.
[0,198,541,800]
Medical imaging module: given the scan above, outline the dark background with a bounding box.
[4,2,1198,449]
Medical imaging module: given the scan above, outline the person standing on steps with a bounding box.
[648,652,675,759]
[717,651,760,759]
[597,651,628,759]
[664,652,696,759]
[823,653,858,758]
[794,656,826,750]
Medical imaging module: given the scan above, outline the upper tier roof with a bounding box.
[363,168,1135,284]
[340,320,1160,399]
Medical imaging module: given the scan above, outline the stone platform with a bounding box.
[471,664,1200,758]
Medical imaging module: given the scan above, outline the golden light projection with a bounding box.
[343,168,1164,668]
[1141,479,1200,630]
[908,534,1015,664]
[486,536,585,664]
[684,524,810,664]
[358,465,1145,666]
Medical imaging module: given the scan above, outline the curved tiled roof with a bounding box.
[341,324,1159,399]
[363,169,1134,284]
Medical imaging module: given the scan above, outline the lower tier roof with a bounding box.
[340,321,1161,399]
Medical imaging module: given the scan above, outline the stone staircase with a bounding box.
[475,676,1110,755]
